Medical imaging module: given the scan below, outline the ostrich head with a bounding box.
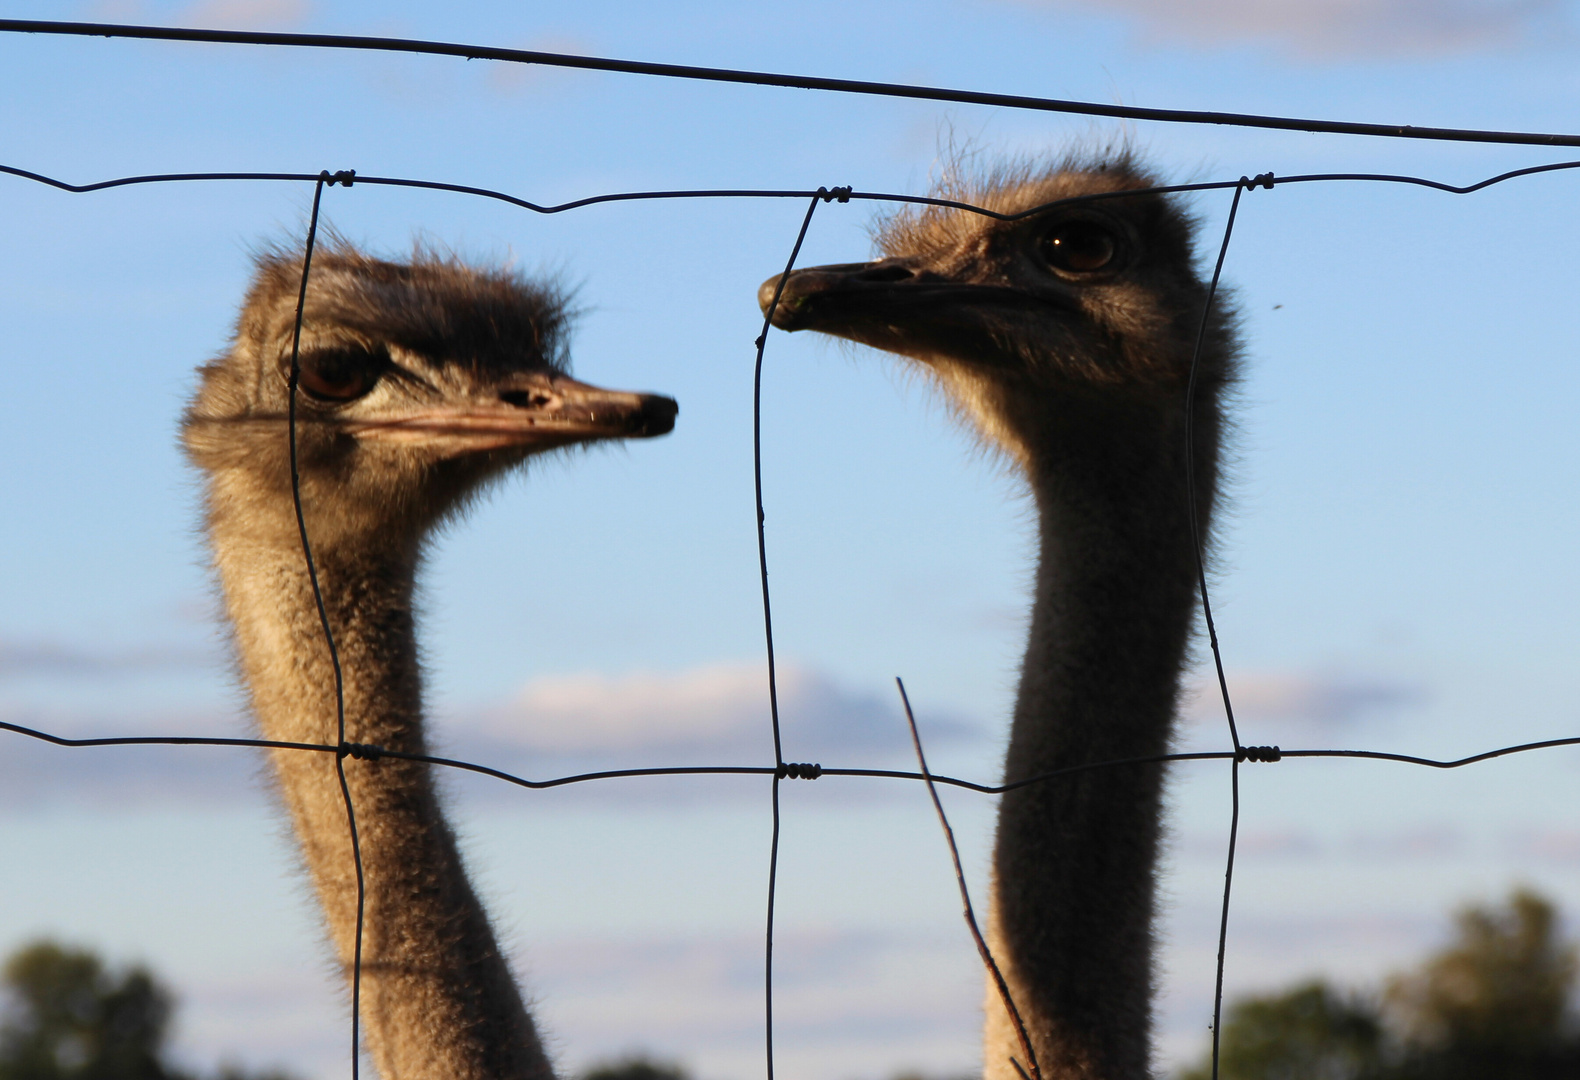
[760,157,1235,477]
[185,245,678,553]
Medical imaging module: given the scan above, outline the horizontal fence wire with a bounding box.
[1,30,1579,1080]
[4,19,1580,146]
[8,159,1580,219]
[6,719,1580,792]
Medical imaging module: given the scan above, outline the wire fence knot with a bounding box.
[1241,172,1275,191]
[1236,744,1282,763]
[338,741,385,762]
[776,761,822,780]
[319,169,356,188]
[816,185,853,203]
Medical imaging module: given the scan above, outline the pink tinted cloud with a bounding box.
[179,0,309,29]
[1185,668,1425,739]
[87,0,310,30]
[466,661,976,761]
[1012,0,1564,57]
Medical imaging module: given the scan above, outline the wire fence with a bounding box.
[2,18,1579,1080]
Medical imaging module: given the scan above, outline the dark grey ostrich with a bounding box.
[760,157,1237,1080]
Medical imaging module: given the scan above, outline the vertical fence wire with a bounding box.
[284,172,367,1080]
[752,191,824,1080]
[1180,176,1253,1080]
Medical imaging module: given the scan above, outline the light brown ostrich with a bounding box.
[184,244,678,1080]
[760,156,1237,1080]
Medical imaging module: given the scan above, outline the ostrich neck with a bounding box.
[983,401,1220,1080]
[211,515,554,1080]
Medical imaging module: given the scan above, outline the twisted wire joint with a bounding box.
[338,741,385,762]
[776,762,823,779]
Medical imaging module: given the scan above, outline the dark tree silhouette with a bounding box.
[1180,889,1580,1080]
[0,942,291,1080]
[1385,889,1579,1080]
[1179,982,1384,1080]
[0,943,173,1080]
[580,1058,691,1080]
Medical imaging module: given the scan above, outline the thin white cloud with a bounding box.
[1176,824,1466,862]
[1347,824,1463,859]
[86,0,310,29]
[1236,828,1325,858]
[1507,828,1580,863]
[1010,0,1566,58]
[1185,668,1424,739]
[178,0,309,30]
[0,663,983,809]
[79,929,985,1080]
[525,928,981,1080]
[483,36,593,96]
[480,664,771,753]
[0,639,216,678]
[0,714,263,809]
[460,662,977,763]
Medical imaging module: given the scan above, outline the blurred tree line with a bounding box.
[1181,888,1580,1080]
[0,942,290,1080]
[10,889,1576,1080]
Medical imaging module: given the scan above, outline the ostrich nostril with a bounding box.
[500,390,554,409]
[858,262,915,283]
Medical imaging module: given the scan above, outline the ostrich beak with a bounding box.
[759,261,911,333]
[755,257,1030,363]
[761,258,1068,365]
[350,373,678,454]
[761,257,1037,333]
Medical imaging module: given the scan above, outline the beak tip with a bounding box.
[757,275,783,315]
[758,274,812,332]
[632,394,679,438]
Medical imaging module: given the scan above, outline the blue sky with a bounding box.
[3,1,1580,1078]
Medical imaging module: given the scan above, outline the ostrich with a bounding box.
[184,244,678,1080]
[759,156,1237,1080]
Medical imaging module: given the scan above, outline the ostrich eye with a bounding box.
[1041,221,1119,274]
[294,346,387,402]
